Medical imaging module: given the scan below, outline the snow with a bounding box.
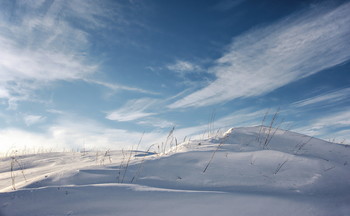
[1,126,350,216]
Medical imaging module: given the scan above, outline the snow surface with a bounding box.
[1,126,350,216]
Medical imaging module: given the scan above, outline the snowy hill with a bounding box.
[1,126,350,216]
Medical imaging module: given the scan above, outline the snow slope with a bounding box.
[1,126,349,216]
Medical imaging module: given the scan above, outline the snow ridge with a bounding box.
[1,127,349,216]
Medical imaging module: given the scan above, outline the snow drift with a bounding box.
[0,126,349,216]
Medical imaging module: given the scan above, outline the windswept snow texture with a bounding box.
[1,127,350,216]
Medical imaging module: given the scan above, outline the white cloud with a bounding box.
[106,98,158,122]
[85,79,159,95]
[293,88,350,107]
[46,109,64,115]
[0,117,167,154]
[169,2,350,109]
[107,112,155,122]
[137,118,175,128]
[213,108,269,128]
[313,110,350,128]
[46,117,165,151]
[23,115,46,126]
[0,1,152,108]
[294,109,350,138]
[0,1,98,107]
[166,60,202,73]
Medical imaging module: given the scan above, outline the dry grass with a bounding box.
[203,132,230,173]
[10,151,27,190]
[257,108,284,150]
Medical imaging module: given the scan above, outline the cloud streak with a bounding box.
[0,1,99,107]
[166,60,202,73]
[106,98,158,122]
[85,79,159,95]
[23,114,46,126]
[0,1,152,109]
[169,2,350,109]
[311,110,350,129]
[137,118,175,129]
[293,87,350,108]
[294,109,350,142]
[0,117,166,154]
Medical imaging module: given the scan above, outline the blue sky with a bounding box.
[0,0,350,152]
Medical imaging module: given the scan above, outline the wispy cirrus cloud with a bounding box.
[106,98,158,122]
[0,0,152,109]
[0,116,167,154]
[137,118,175,129]
[166,60,202,73]
[293,87,350,108]
[23,114,46,127]
[169,2,350,109]
[85,79,159,95]
[312,110,350,129]
[294,109,350,140]
[0,1,98,107]
[165,59,212,88]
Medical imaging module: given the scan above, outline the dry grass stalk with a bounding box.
[257,110,269,143]
[10,152,27,190]
[160,126,175,155]
[130,144,156,183]
[116,149,126,183]
[120,132,144,183]
[203,132,230,173]
[274,159,288,175]
[294,136,313,154]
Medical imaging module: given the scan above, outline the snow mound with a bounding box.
[1,127,350,216]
